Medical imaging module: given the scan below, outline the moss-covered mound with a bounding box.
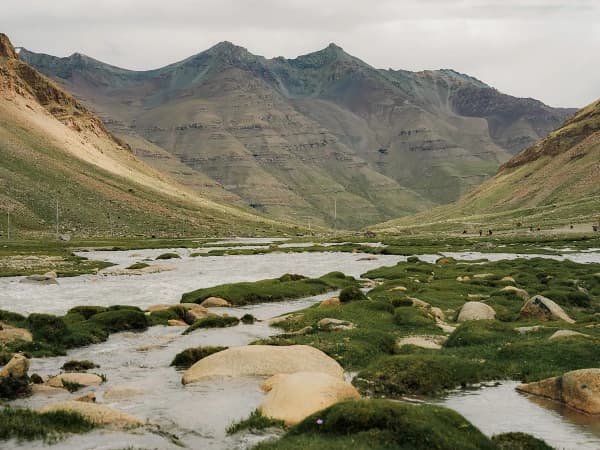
[183,316,240,334]
[181,272,357,305]
[254,399,496,450]
[170,346,228,369]
[492,432,554,450]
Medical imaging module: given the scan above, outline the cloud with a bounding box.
[3,0,599,106]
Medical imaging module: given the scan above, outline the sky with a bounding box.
[2,0,599,107]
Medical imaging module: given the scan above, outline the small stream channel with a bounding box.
[1,246,600,449]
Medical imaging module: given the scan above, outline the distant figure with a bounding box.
[570,225,574,229]
[488,229,493,236]
[462,229,467,234]
[479,229,483,237]
[537,225,541,231]
[529,225,533,232]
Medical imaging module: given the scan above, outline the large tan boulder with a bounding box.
[38,401,141,427]
[0,323,33,344]
[47,372,103,388]
[501,286,529,300]
[103,386,144,400]
[0,353,29,379]
[517,369,600,414]
[457,302,496,322]
[200,297,231,308]
[259,372,360,425]
[182,345,344,384]
[519,295,575,323]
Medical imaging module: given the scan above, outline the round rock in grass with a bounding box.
[500,286,529,300]
[517,369,600,414]
[319,297,341,307]
[317,318,355,331]
[0,324,32,344]
[38,401,142,427]
[182,345,344,384]
[200,297,232,308]
[519,295,575,323]
[457,302,496,322]
[259,372,360,426]
[548,329,589,340]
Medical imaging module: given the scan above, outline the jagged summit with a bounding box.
[290,42,356,68]
[0,33,18,59]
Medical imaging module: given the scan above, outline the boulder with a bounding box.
[31,384,65,396]
[436,320,457,333]
[182,345,344,384]
[519,295,575,323]
[103,386,144,400]
[467,294,489,301]
[430,307,445,321]
[390,286,407,292]
[0,324,33,344]
[549,330,589,340]
[436,257,456,265]
[0,353,29,379]
[168,319,187,327]
[268,313,302,326]
[319,297,341,307]
[146,304,174,313]
[396,335,447,350]
[515,325,544,334]
[74,392,96,403]
[501,286,529,300]
[317,318,355,332]
[500,276,516,284]
[259,372,360,426]
[47,372,103,388]
[456,276,471,282]
[517,369,600,414]
[38,401,142,427]
[457,302,496,322]
[21,273,58,285]
[408,297,431,309]
[200,297,231,308]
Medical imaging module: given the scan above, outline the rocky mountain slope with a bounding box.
[0,34,292,237]
[374,98,600,232]
[19,42,576,228]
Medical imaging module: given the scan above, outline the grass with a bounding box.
[62,380,85,393]
[227,410,285,434]
[126,262,150,270]
[183,316,240,334]
[170,346,227,369]
[492,433,553,450]
[156,252,181,260]
[0,407,96,442]
[253,399,496,450]
[181,272,358,305]
[339,286,366,303]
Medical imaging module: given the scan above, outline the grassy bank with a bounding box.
[181,272,358,305]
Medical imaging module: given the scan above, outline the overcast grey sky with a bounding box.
[3,0,598,107]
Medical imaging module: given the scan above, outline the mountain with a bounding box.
[19,42,576,228]
[0,34,293,237]
[373,98,600,232]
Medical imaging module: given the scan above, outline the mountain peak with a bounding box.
[291,42,354,68]
[0,33,19,60]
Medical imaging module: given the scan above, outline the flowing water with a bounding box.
[2,247,600,449]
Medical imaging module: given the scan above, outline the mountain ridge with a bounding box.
[19,40,576,228]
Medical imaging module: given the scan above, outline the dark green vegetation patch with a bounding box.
[183,316,240,334]
[170,346,228,369]
[254,399,496,450]
[181,272,357,306]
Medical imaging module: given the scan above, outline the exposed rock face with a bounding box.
[517,369,600,414]
[38,401,142,427]
[200,297,232,308]
[0,354,29,379]
[0,33,18,60]
[457,302,496,322]
[259,372,360,425]
[436,257,457,265]
[519,295,575,323]
[182,345,343,384]
[21,273,58,285]
[47,372,103,388]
